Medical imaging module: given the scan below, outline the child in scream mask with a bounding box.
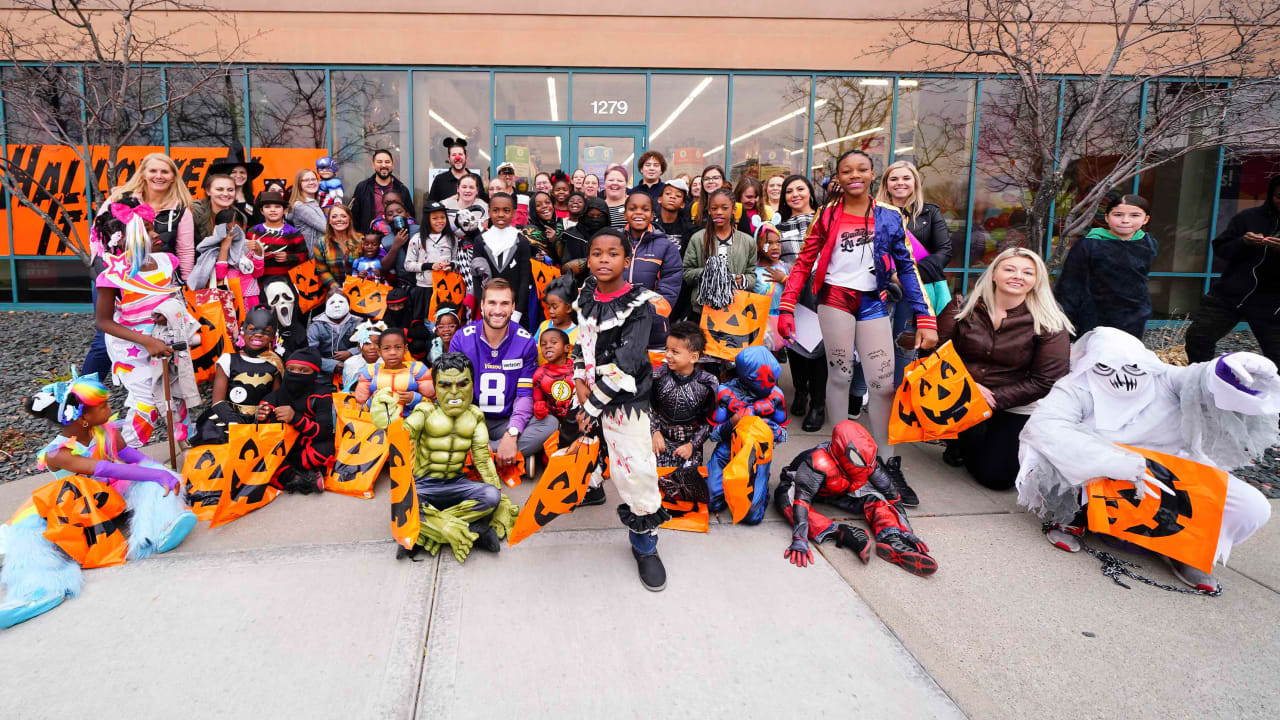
[191,307,283,445]
[256,347,335,494]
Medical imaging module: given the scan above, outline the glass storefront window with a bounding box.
[250,68,327,150]
[332,70,409,199]
[84,67,164,146]
[812,76,893,182]
[16,259,90,303]
[1216,152,1280,260]
[1147,276,1204,320]
[495,73,568,122]
[412,71,491,208]
[648,74,727,181]
[500,135,564,187]
[1137,147,1216,274]
[576,135,638,181]
[728,75,808,183]
[168,68,245,147]
[2,66,84,144]
[895,78,975,269]
[572,74,645,123]
[0,259,11,302]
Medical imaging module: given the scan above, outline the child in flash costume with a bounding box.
[707,345,788,524]
[370,352,517,563]
[1,372,197,629]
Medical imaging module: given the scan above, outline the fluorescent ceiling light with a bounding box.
[429,109,490,160]
[704,144,724,156]
[860,78,891,86]
[731,99,827,146]
[789,126,884,155]
[622,153,635,166]
[894,146,914,154]
[649,76,714,142]
[899,79,919,87]
[547,77,559,122]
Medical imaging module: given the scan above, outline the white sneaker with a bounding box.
[1046,524,1082,553]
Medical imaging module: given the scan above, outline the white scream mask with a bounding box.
[325,293,350,321]
[266,282,297,328]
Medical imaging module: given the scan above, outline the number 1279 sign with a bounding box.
[591,100,629,116]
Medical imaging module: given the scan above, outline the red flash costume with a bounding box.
[775,420,937,576]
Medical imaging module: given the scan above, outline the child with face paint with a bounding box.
[535,274,578,365]
[1,372,196,628]
[354,328,431,416]
[573,227,670,591]
[191,307,284,445]
[307,292,362,376]
[343,319,385,392]
[256,347,335,494]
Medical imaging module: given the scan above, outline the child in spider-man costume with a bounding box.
[775,419,937,576]
[706,345,787,524]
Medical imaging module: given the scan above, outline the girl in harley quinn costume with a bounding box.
[777,149,938,508]
[0,374,196,629]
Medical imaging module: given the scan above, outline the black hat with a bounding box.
[284,346,324,372]
[206,141,264,180]
[256,190,286,208]
[442,137,468,150]
[423,201,447,215]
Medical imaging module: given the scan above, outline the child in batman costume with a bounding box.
[255,347,335,494]
[775,420,936,575]
[706,345,787,524]
[1,372,197,628]
[191,307,282,445]
[370,352,517,563]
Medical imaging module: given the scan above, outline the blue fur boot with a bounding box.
[0,515,82,629]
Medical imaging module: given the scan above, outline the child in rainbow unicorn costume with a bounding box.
[0,372,197,629]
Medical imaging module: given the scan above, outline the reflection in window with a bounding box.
[970,80,1056,268]
[3,66,85,144]
[895,78,974,268]
[413,71,490,207]
[168,68,245,147]
[728,76,808,182]
[1216,151,1280,257]
[16,259,91,303]
[812,76,892,183]
[495,73,568,122]
[572,74,645,124]
[0,261,11,302]
[648,75,727,180]
[83,66,164,147]
[250,69,327,149]
[1137,148,1215,273]
[332,70,409,197]
[1147,276,1203,320]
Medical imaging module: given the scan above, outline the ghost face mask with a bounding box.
[1085,361,1156,431]
[266,282,297,328]
[325,293,350,322]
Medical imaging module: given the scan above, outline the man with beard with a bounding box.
[350,149,415,235]
[427,137,488,205]
[449,279,557,468]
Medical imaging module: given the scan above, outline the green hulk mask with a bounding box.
[370,352,518,561]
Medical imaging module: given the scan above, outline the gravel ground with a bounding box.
[1,312,1276,497]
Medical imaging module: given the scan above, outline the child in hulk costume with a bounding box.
[369,351,517,563]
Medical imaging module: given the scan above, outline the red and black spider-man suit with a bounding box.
[775,420,937,576]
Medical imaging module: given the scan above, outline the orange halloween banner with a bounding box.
[182,444,229,522]
[699,290,771,361]
[386,419,420,550]
[722,415,773,524]
[344,276,391,320]
[4,144,326,257]
[209,423,295,528]
[30,475,129,569]
[187,294,232,384]
[428,270,467,319]
[509,438,600,546]
[531,259,561,316]
[888,341,992,445]
[466,450,525,489]
[326,393,387,499]
[289,260,326,314]
[1086,445,1228,573]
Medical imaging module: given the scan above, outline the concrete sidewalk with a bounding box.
[2,420,1278,718]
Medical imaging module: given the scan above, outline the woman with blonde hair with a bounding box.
[934,247,1072,490]
[105,152,195,279]
[314,202,360,294]
[288,167,327,256]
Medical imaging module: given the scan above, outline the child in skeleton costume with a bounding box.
[307,293,362,376]
[191,307,282,445]
[1,373,196,629]
[255,347,335,494]
[775,420,936,576]
[1017,327,1277,592]
[92,197,190,447]
[369,352,517,563]
[573,228,671,591]
[706,345,787,524]
[651,321,718,503]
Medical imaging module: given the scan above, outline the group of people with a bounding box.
[2,140,1278,628]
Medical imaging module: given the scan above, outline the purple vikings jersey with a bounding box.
[450,320,537,418]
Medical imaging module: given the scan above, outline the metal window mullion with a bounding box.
[963,79,982,294]
[1046,78,1064,260]
[241,68,250,155]
[0,80,15,303]
[1133,81,1148,194]
[643,72,651,151]
[325,68,333,153]
[888,76,899,164]
[405,69,414,200]
[160,65,170,153]
[1205,81,1229,295]
[805,75,816,175]
[724,73,734,171]
[489,70,496,163]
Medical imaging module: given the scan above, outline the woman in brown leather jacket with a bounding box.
[935,247,1072,489]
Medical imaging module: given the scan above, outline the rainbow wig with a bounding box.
[30,368,110,426]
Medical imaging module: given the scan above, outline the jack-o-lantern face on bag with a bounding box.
[700,291,770,361]
[429,271,467,318]
[31,475,129,568]
[344,276,389,320]
[891,341,991,441]
[721,415,773,524]
[289,260,326,314]
[915,359,974,426]
[183,445,228,521]
[189,304,229,383]
[325,393,387,499]
[386,420,420,549]
[209,423,293,527]
[509,438,600,546]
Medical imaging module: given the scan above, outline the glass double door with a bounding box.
[493,124,645,192]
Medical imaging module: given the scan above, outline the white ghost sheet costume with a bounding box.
[1016,328,1277,565]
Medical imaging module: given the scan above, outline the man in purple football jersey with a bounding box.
[450,278,557,465]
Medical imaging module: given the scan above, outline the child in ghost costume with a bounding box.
[1016,327,1277,592]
